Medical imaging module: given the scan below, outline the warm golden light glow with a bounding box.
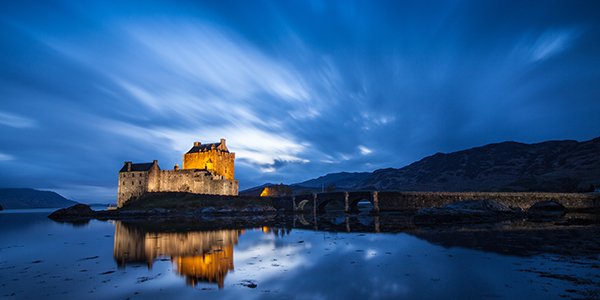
[173,245,234,289]
[113,222,241,288]
[182,140,235,180]
[260,185,292,197]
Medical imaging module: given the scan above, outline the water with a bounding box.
[0,210,598,299]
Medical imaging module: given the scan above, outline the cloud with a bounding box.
[358,145,372,155]
[126,22,312,104]
[0,111,36,128]
[102,119,309,168]
[527,29,580,62]
[0,152,14,161]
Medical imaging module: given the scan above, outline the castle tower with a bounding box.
[182,138,235,180]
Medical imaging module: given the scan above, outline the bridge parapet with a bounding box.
[373,191,600,211]
[290,191,600,214]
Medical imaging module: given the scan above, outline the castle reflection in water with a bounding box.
[112,222,289,288]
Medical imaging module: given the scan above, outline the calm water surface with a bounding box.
[0,210,598,299]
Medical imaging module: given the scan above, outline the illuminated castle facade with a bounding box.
[113,222,241,288]
[117,139,238,207]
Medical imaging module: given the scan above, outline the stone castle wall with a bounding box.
[183,150,235,180]
[117,168,238,208]
[149,169,238,196]
[117,171,150,207]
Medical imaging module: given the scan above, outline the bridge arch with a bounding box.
[297,200,310,211]
[346,191,379,213]
[316,192,347,213]
[293,194,316,213]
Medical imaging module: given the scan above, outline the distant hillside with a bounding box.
[357,137,600,192]
[296,172,371,189]
[249,137,600,194]
[241,172,371,196]
[0,188,78,209]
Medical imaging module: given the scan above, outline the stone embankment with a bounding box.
[48,191,600,223]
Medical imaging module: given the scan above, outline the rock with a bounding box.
[414,199,522,225]
[240,206,277,213]
[149,208,168,214]
[48,204,94,220]
[200,207,217,214]
[239,280,258,288]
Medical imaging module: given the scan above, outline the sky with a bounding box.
[1,0,599,203]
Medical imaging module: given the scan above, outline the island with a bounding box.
[49,138,600,227]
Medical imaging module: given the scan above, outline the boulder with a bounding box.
[414,199,521,225]
[200,207,217,214]
[48,204,94,220]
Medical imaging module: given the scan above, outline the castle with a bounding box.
[117,139,238,207]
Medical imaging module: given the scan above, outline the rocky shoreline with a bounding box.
[48,199,599,228]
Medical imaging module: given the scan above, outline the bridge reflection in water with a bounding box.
[111,212,597,290]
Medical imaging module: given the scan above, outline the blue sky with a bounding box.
[1,0,599,203]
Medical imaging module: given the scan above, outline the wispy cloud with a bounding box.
[0,152,14,161]
[127,22,311,104]
[0,111,36,128]
[358,145,372,155]
[527,29,580,62]
[101,119,309,169]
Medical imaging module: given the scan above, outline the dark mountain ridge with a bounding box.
[0,188,78,209]
[246,137,600,194]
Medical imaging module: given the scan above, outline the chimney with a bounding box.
[125,161,132,172]
[220,138,226,147]
[193,141,201,147]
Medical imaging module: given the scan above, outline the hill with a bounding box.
[0,188,78,209]
[295,172,371,189]
[249,137,600,194]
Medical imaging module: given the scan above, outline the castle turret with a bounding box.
[182,139,235,180]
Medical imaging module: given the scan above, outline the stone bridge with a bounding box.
[288,191,600,214]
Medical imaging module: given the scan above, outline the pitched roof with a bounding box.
[119,162,156,172]
[186,142,229,154]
